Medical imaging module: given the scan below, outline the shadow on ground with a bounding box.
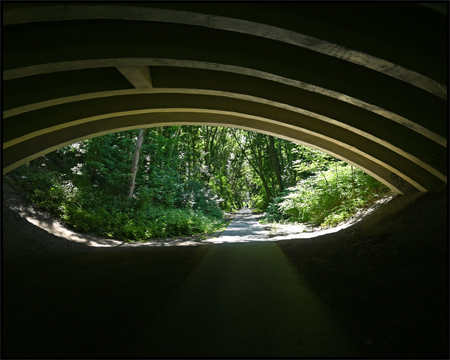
[2,183,448,358]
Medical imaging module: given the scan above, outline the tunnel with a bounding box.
[2,3,448,359]
[2,2,448,195]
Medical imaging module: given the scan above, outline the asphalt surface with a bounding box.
[128,209,365,357]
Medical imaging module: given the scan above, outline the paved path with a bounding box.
[128,209,364,357]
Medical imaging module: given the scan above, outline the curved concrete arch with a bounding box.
[3,58,446,148]
[2,3,447,195]
[3,88,446,185]
[2,100,441,193]
[3,4,446,99]
[3,14,446,134]
[3,109,418,194]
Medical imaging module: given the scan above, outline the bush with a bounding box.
[6,163,225,242]
[61,202,222,241]
[6,165,72,216]
[262,164,390,227]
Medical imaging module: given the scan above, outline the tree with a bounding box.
[6,124,390,241]
[268,135,284,192]
[128,128,146,199]
[231,130,274,204]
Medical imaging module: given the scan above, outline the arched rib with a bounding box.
[3,5,446,99]
[3,58,446,147]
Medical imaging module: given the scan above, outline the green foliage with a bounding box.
[6,128,227,242]
[7,165,223,241]
[7,165,69,216]
[6,126,390,241]
[263,163,390,227]
[60,202,222,241]
[262,188,295,223]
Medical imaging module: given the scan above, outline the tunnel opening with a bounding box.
[2,4,447,358]
[3,125,396,248]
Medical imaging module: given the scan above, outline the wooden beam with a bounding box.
[116,65,153,89]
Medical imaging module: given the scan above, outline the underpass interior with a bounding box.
[2,2,448,358]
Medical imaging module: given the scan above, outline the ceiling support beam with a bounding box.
[116,66,153,89]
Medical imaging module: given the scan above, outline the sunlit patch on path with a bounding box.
[205,208,271,243]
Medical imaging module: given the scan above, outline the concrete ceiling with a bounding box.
[2,2,448,194]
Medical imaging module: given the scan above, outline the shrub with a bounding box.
[263,164,390,227]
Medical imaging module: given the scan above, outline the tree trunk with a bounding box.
[128,128,146,199]
[168,126,182,158]
[268,135,284,192]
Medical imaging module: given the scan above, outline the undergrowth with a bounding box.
[261,163,390,227]
[5,166,224,242]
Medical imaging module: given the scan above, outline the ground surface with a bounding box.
[277,188,449,359]
[2,182,449,358]
[129,210,365,358]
